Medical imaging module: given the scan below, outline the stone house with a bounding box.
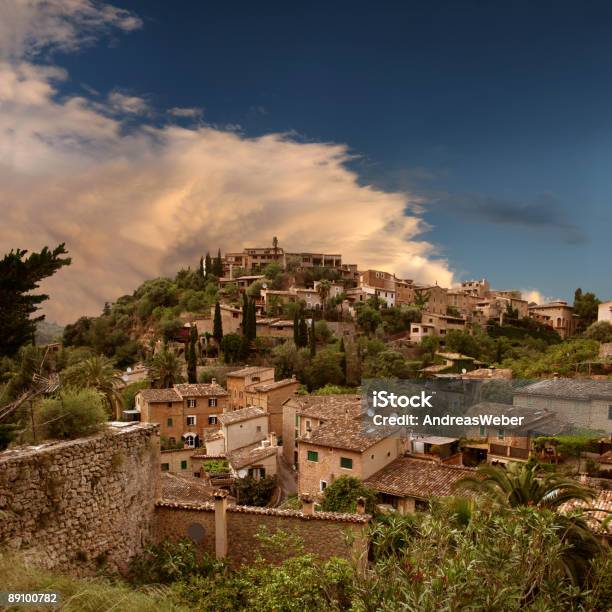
[227,439,278,480]
[136,382,229,448]
[297,419,405,497]
[363,456,476,513]
[226,366,275,410]
[598,300,612,323]
[282,394,362,467]
[513,379,612,434]
[244,378,299,439]
[218,406,269,453]
[528,301,578,339]
[409,312,468,344]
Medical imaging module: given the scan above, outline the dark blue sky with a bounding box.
[58,1,611,300]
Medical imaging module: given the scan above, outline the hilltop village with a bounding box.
[1,240,611,609]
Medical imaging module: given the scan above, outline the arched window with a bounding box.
[184,434,196,448]
[556,317,562,328]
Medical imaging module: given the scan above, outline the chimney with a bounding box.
[211,378,217,385]
[300,495,315,515]
[213,490,228,559]
[356,496,366,515]
[579,472,588,484]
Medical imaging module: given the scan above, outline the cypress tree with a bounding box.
[204,252,212,279]
[214,248,223,277]
[248,299,257,340]
[199,256,205,278]
[309,317,316,356]
[298,316,308,349]
[213,301,223,344]
[241,293,249,336]
[187,325,198,383]
[339,338,347,383]
[293,311,299,346]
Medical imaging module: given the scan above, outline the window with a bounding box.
[167,417,173,427]
[307,450,319,462]
[187,399,196,408]
[305,419,311,430]
[252,376,260,382]
[320,480,328,491]
[161,463,169,471]
[479,425,486,437]
[187,415,196,426]
[608,405,612,420]
[185,434,196,448]
[167,402,172,407]
[208,398,217,407]
[208,415,218,425]
[340,457,353,469]
[180,460,188,470]
[256,425,262,433]
[497,429,505,440]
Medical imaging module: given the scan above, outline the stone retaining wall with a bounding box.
[0,423,160,574]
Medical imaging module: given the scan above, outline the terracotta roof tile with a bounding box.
[174,383,228,397]
[300,419,396,452]
[287,394,362,421]
[139,388,181,402]
[218,406,267,425]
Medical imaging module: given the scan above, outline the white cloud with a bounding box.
[106,91,149,114]
[521,289,554,305]
[0,1,455,324]
[0,0,141,60]
[168,106,203,119]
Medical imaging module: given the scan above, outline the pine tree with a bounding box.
[213,301,223,344]
[204,252,212,279]
[187,325,198,383]
[309,317,316,356]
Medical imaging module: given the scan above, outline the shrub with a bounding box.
[235,476,277,506]
[319,476,377,514]
[36,388,107,440]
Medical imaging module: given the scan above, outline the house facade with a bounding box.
[244,377,299,438]
[528,301,578,339]
[226,366,275,410]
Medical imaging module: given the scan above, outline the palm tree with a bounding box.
[148,348,184,388]
[62,355,124,419]
[316,279,332,312]
[454,462,602,586]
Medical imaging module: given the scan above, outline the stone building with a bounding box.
[528,301,578,339]
[297,419,405,497]
[218,406,269,453]
[226,366,275,410]
[244,377,299,438]
[135,382,228,448]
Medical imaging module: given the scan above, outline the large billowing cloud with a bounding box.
[0,1,454,324]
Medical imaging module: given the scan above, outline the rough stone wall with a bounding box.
[154,502,369,566]
[0,423,160,574]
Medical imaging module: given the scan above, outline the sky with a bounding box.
[1,0,611,323]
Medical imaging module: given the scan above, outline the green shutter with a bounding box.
[307,450,318,462]
[181,460,187,470]
[340,457,353,469]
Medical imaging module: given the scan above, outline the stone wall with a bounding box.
[155,501,369,566]
[0,423,160,574]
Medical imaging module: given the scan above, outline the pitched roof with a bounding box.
[174,383,228,397]
[226,366,274,379]
[227,442,278,469]
[218,406,267,426]
[286,394,362,421]
[514,379,612,401]
[363,457,476,499]
[249,378,299,393]
[139,388,181,402]
[300,419,396,452]
[160,472,219,504]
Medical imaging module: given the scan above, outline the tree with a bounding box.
[339,338,347,381]
[298,316,309,349]
[444,329,480,358]
[241,293,249,336]
[149,348,184,388]
[413,288,430,309]
[320,476,377,513]
[420,335,440,363]
[584,320,612,343]
[204,252,212,279]
[314,320,333,344]
[213,249,224,277]
[573,288,600,332]
[454,462,602,585]
[316,279,332,311]
[356,306,382,335]
[213,302,223,344]
[0,244,71,357]
[220,333,242,364]
[187,325,198,383]
[309,318,316,356]
[36,388,107,440]
[293,311,300,346]
[247,299,257,341]
[306,349,344,390]
[199,256,205,278]
[62,355,124,419]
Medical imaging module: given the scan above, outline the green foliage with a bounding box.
[235,475,277,506]
[311,384,359,395]
[420,335,440,362]
[363,350,415,379]
[298,316,309,348]
[356,305,382,335]
[213,301,223,343]
[220,333,242,364]
[487,316,562,344]
[306,348,344,390]
[502,338,600,377]
[271,342,311,381]
[533,434,601,457]
[444,329,482,358]
[186,326,198,383]
[0,243,71,357]
[584,320,612,343]
[36,388,107,440]
[148,348,184,388]
[202,459,229,473]
[573,288,600,331]
[314,320,333,343]
[380,305,422,335]
[319,476,377,514]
